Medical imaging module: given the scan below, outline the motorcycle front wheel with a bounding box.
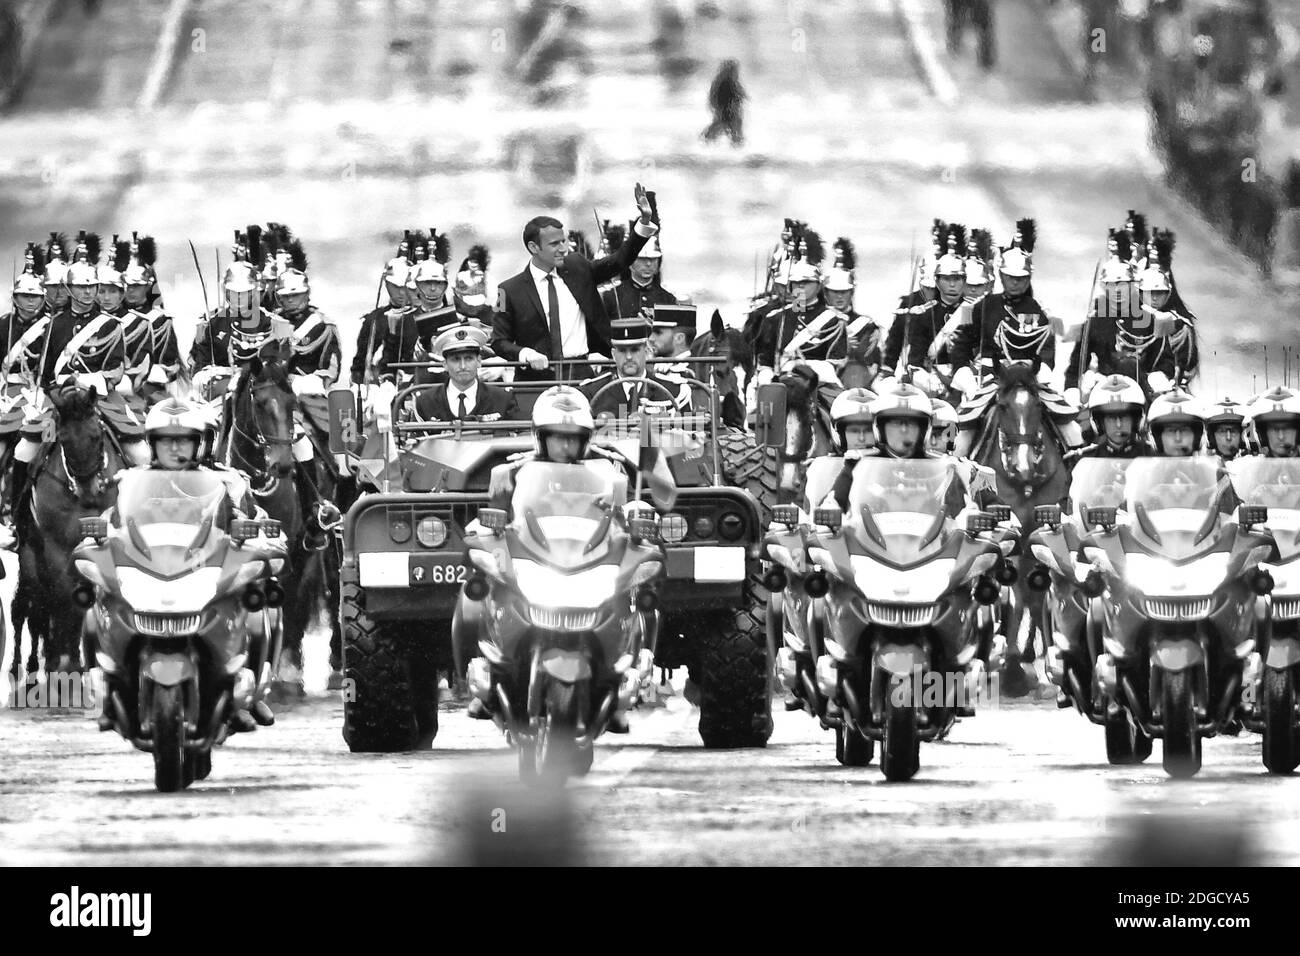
[880,685,921,782]
[530,681,593,786]
[1161,670,1202,778]
[1263,667,1300,774]
[152,685,187,792]
[836,725,875,766]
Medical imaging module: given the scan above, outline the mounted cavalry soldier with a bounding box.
[2,244,48,388]
[948,218,1059,397]
[754,228,847,384]
[777,236,865,379]
[117,234,181,405]
[191,228,284,394]
[1136,226,1198,393]
[353,232,418,427]
[1066,221,1192,405]
[884,223,967,377]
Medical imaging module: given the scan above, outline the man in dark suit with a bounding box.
[491,183,660,383]
[412,323,520,422]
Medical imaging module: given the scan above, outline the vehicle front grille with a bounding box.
[530,608,599,631]
[865,602,939,628]
[1273,597,1300,621]
[134,613,202,636]
[1143,597,1213,622]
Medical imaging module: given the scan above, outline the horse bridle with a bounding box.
[230,378,295,495]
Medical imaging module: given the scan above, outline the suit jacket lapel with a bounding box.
[519,269,546,327]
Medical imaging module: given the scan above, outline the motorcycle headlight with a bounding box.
[229,562,266,590]
[117,567,223,614]
[1124,552,1230,598]
[849,555,956,603]
[513,560,619,610]
[630,561,664,588]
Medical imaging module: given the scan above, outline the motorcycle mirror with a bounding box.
[1034,504,1062,529]
[327,385,358,455]
[629,516,660,544]
[813,507,842,532]
[754,383,788,448]
[771,504,799,528]
[966,513,996,535]
[231,518,261,544]
[1240,504,1269,529]
[478,508,507,534]
[79,517,108,543]
[1083,506,1117,531]
[986,504,1012,524]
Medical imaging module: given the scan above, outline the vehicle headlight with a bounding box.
[1124,552,1230,598]
[118,567,223,614]
[660,513,687,544]
[513,560,619,609]
[693,515,715,539]
[849,555,956,603]
[416,516,448,548]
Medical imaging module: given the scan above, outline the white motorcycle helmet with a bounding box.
[532,385,595,462]
[1087,374,1146,437]
[829,387,875,449]
[870,380,932,455]
[1249,386,1300,457]
[145,397,208,464]
[1147,388,1203,454]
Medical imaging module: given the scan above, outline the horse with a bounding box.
[955,362,1074,697]
[688,309,753,431]
[223,358,318,699]
[19,385,127,687]
[774,362,839,504]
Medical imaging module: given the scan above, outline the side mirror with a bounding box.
[1084,506,1117,531]
[261,518,283,538]
[813,507,842,532]
[478,508,507,534]
[771,504,799,528]
[79,517,108,543]
[1240,504,1269,528]
[966,512,996,535]
[629,517,660,544]
[230,519,261,544]
[986,505,1012,524]
[754,383,788,448]
[1034,504,1062,529]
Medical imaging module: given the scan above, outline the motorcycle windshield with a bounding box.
[114,470,230,574]
[1123,458,1227,559]
[511,460,624,568]
[846,458,954,563]
[1067,458,1134,524]
[1228,458,1300,558]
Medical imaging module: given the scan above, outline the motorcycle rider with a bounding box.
[1064,374,1151,462]
[97,397,273,733]
[1203,397,1249,460]
[1248,387,1300,459]
[831,387,876,453]
[1147,389,1204,457]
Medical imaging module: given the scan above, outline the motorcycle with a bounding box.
[73,469,288,792]
[1085,457,1271,778]
[1028,457,1155,764]
[1226,457,1300,773]
[454,459,664,784]
[799,458,1006,781]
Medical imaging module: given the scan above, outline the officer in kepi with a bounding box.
[580,316,689,421]
[411,322,520,424]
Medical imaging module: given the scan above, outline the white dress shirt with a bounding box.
[529,262,587,359]
[448,381,479,418]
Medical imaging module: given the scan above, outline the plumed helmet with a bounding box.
[934,224,967,278]
[823,237,856,292]
[786,227,824,284]
[145,396,207,440]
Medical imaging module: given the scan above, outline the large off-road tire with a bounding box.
[717,428,778,522]
[340,580,438,753]
[1104,712,1152,765]
[880,690,921,782]
[152,684,187,793]
[836,725,875,766]
[1263,667,1300,774]
[1161,670,1202,779]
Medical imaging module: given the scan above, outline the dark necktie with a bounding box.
[457,391,468,420]
[545,274,562,359]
